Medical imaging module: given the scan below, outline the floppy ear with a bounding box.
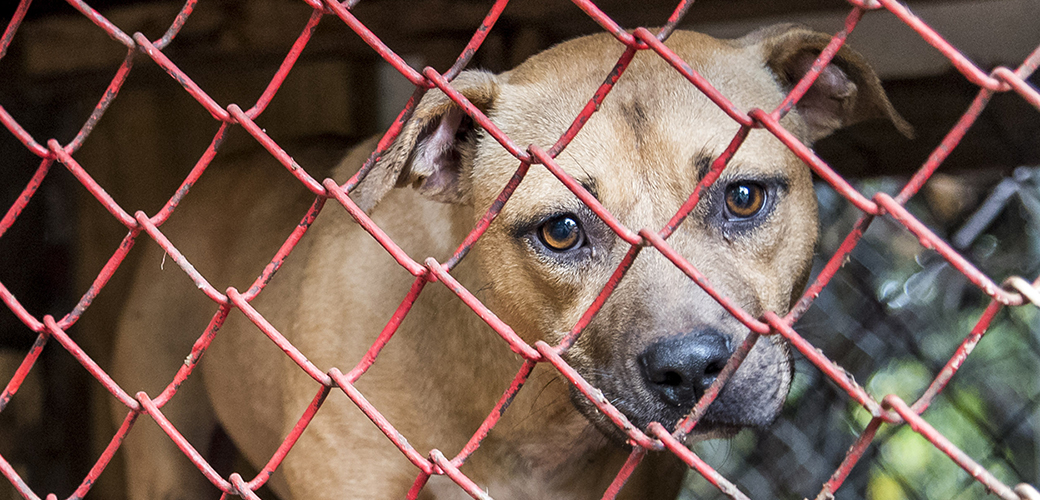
[352,70,500,212]
[746,24,913,142]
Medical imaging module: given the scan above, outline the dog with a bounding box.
[111,24,908,499]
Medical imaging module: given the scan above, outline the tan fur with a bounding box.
[112,25,906,499]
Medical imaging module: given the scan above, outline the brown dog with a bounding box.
[112,24,907,499]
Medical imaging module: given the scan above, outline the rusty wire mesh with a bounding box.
[1,0,1040,499]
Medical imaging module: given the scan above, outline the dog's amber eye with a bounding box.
[539,215,583,251]
[724,183,766,219]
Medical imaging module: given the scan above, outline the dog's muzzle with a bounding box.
[637,331,733,412]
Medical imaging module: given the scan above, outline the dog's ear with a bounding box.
[352,70,499,212]
[746,24,913,142]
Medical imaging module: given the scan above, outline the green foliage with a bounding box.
[861,304,1037,500]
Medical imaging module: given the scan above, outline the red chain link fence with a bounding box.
[1,0,1039,499]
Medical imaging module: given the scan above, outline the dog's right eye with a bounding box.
[538,215,584,251]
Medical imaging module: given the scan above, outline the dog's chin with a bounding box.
[569,388,778,447]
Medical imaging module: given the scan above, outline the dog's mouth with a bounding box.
[569,383,764,446]
[563,331,792,446]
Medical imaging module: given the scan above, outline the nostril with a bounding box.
[701,360,725,389]
[639,331,733,408]
[705,359,726,377]
[652,370,683,387]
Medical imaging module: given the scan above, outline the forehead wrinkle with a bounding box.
[609,93,734,192]
[585,134,716,230]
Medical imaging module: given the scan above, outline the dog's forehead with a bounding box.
[474,31,802,218]
[501,30,789,116]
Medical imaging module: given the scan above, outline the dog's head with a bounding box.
[355,25,908,442]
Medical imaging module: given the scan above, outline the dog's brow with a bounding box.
[579,177,600,201]
[692,153,713,182]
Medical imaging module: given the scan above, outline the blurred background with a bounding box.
[1,0,1038,498]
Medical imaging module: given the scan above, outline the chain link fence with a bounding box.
[1,0,1039,499]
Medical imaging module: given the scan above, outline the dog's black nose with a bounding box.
[638,331,733,408]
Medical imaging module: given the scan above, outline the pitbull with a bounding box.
[112,24,908,499]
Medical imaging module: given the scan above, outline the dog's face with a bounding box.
[357,26,908,442]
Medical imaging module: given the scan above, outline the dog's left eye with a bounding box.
[539,215,584,251]
[724,182,766,219]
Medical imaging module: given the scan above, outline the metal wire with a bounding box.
[0,0,1038,499]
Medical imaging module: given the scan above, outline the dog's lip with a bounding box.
[674,420,742,439]
[578,400,745,446]
[642,409,750,437]
[570,377,770,445]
